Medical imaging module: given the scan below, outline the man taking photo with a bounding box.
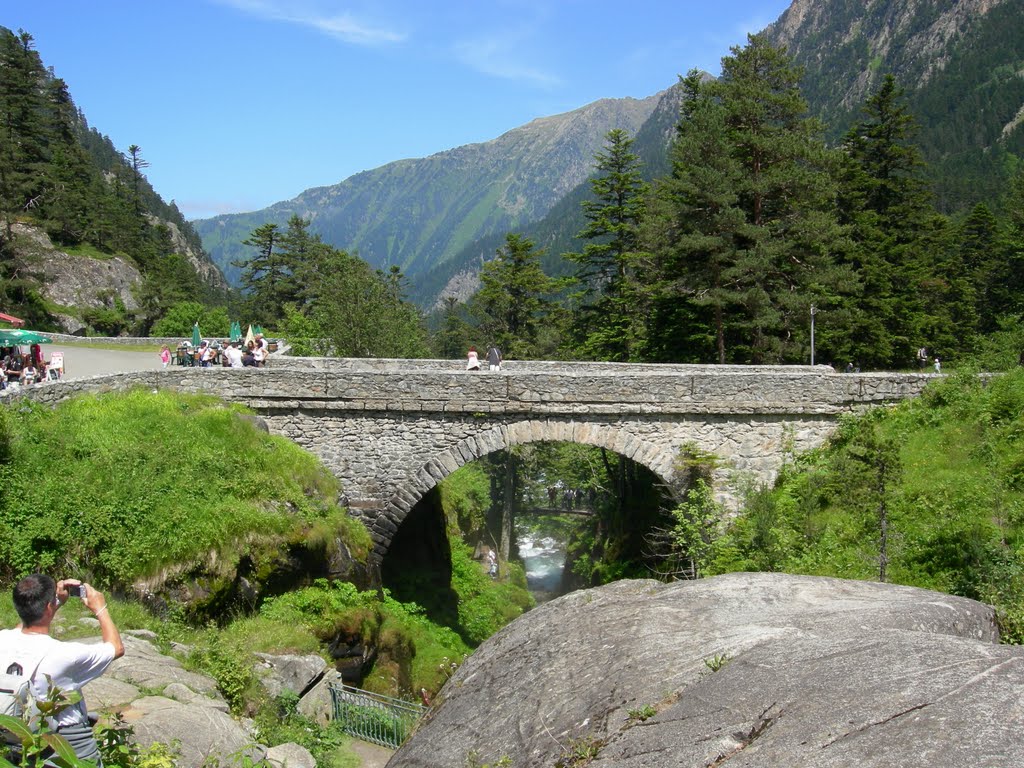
[0,574,124,763]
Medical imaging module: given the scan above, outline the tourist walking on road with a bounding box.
[160,345,171,368]
[466,346,480,371]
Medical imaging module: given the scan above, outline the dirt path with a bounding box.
[349,740,394,767]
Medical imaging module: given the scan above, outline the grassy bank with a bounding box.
[707,368,1024,641]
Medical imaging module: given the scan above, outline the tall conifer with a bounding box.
[646,35,851,364]
[569,129,648,361]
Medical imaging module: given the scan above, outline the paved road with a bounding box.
[47,344,165,380]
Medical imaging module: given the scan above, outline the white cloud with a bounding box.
[216,0,406,45]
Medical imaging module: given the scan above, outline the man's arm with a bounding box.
[60,580,124,659]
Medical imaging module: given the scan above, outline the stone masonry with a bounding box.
[5,359,938,565]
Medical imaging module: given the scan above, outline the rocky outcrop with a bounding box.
[12,224,141,333]
[80,631,332,768]
[143,214,228,290]
[388,572,1020,768]
[254,653,327,699]
[766,0,1010,110]
[9,221,226,333]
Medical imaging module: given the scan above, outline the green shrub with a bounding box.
[0,390,364,586]
[450,542,532,645]
[710,369,1024,643]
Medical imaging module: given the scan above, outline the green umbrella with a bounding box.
[191,323,202,347]
[0,328,52,345]
[230,321,241,342]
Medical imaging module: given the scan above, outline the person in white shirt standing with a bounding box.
[224,343,244,369]
[0,574,124,763]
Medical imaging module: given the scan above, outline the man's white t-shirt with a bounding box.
[0,629,116,728]
[224,346,244,368]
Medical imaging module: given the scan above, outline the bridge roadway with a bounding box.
[6,357,939,566]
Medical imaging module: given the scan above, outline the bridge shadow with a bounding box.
[380,488,463,638]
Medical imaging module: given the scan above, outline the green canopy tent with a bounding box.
[0,329,52,346]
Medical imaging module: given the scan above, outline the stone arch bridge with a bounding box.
[12,359,937,566]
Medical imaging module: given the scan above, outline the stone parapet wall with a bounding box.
[276,355,834,375]
[4,366,936,416]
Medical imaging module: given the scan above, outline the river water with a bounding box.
[516,518,580,603]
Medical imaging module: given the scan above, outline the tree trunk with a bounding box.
[499,453,516,569]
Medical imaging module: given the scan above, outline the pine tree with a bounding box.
[40,78,97,245]
[989,168,1024,323]
[958,202,1001,333]
[236,223,287,325]
[836,74,941,368]
[125,145,150,217]
[435,296,472,359]
[645,70,747,363]
[276,214,323,308]
[0,29,49,239]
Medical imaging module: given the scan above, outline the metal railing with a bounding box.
[328,683,427,749]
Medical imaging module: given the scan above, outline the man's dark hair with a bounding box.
[13,573,55,627]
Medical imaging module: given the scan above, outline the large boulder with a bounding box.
[388,572,1019,768]
[254,653,327,699]
[121,695,263,767]
[265,742,316,768]
[81,633,259,767]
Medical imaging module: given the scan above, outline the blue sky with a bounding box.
[7,1,790,220]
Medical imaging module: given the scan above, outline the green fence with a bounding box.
[329,683,427,749]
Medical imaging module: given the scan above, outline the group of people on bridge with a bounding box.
[547,485,593,510]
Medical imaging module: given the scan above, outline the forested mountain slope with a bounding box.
[765,0,1024,210]
[413,84,687,306]
[0,27,226,333]
[194,94,662,287]
[425,0,1024,308]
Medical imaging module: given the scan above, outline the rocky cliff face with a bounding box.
[389,572,1018,768]
[767,0,1010,113]
[13,223,142,334]
[11,221,226,334]
[144,214,229,289]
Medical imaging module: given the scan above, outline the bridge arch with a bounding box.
[371,419,686,566]
[5,362,936,571]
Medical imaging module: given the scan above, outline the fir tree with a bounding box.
[645,35,852,364]
[645,70,747,363]
[835,74,936,368]
[473,233,556,359]
[236,223,287,325]
[568,129,649,361]
[0,29,48,238]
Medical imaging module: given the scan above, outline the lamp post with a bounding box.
[810,304,816,366]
